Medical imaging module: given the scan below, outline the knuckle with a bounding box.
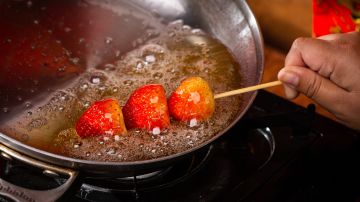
[335,33,360,52]
[292,37,308,50]
[286,37,310,65]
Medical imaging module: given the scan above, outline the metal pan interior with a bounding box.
[0,0,263,175]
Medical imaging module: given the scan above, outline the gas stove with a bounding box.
[1,90,359,202]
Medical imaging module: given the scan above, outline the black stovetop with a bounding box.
[1,90,359,202]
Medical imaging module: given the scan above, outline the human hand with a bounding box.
[277,32,360,130]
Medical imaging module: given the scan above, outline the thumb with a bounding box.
[278,66,348,114]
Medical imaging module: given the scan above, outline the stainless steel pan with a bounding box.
[0,0,264,201]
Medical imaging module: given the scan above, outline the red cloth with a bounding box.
[313,0,359,37]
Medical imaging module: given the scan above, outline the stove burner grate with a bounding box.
[77,144,214,200]
[72,127,275,201]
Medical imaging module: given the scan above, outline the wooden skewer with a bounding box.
[214,80,282,99]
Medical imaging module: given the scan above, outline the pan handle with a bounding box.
[0,144,78,202]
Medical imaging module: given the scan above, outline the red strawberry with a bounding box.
[168,77,215,122]
[123,84,170,132]
[75,98,127,138]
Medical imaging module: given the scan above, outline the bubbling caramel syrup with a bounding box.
[0,0,243,162]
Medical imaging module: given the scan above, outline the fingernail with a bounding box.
[278,69,299,87]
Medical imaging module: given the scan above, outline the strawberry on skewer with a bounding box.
[168,77,215,124]
[75,98,127,138]
[123,84,170,134]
